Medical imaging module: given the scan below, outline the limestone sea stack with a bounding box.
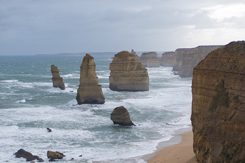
[173,45,221,77]
[161,51,176,67]
[140,52,160,67]
[191,41,245,162]
[50,65,65,90]
[76,54,105,104]
[111,106,135,126]
[109,51,149,91]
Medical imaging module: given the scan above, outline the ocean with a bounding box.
[0,53,192,162]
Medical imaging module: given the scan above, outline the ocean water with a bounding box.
[0,53,192,163]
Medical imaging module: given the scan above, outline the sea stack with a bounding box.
[191,41,245,162]
[161,51,176,67]
[76,53,105,104]
[140,52,160,67]
[109,51,149,91]
[50,65,65,90]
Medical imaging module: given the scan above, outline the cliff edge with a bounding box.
[191,41,245,162]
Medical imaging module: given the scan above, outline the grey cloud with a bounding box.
[0,0,244,55]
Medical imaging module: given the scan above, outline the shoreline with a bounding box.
[94,127,195,163]
[92,127,196,163]
[142,127,192,161]
[145,128,197,163]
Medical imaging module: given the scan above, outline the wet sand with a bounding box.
[147,131,197,163]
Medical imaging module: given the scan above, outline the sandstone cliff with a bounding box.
[161,51,176,67]
[140,52,160,67]
[109,51,149,91]
[191,41,245,163]
[50,65,65,90]
[173,46,221,77]
[76,54,105,104]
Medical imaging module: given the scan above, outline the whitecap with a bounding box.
[63,73,80,79]
[0,66,193,163]
[0,79,19,83]
[16,99,26,103]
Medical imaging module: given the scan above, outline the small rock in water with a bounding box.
[79,154,82,157]
[14,149,44,162]
[111,106,135,126]
[47,151,65,161]
[46,128,52,132]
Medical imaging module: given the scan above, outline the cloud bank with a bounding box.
[0,0,244,55]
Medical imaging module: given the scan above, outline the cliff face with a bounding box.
[140,52,160,67]
[109,51,149,91]
[191,41,245,163]
[161,51,176,67]
[173,46,221,77]
[76,54,105,104]
[50,65,65,90]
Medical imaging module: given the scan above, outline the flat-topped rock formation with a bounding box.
[109,51,149,91]
[76,54,105,104]
[50,65,65,90]
[111,106,135,126]
[140,52,160,67]
[161,51,176,67]
[191,41,245,162]
[173,45,221,77]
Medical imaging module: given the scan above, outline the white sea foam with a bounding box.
[0,80,52,89]
[63,73,80,79]
[0,66,192,163]
[47,86,77,93]
[0,79,19,83]
[16,99,26,103]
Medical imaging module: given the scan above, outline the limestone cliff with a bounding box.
[161,51,176,67]
[109,51,149,91]
[50,65,65,90]
[140,52,160,67]
[173,46,221,77]
[76,54,105,104]
[191,41,245,163]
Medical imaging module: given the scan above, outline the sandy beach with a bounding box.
[147,131,197,163]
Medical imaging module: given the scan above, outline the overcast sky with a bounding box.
[0,0,245,55]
